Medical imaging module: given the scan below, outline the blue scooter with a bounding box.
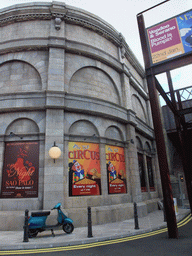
[28,203,74,237]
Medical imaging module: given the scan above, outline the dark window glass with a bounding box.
[138,153,147,192]
[147,156,155,191]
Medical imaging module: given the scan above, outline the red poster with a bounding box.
[147,9,192,65]
[1,141,39,198]
[68,142,101,196]
[106,145,127,194]
[147,18,184,64]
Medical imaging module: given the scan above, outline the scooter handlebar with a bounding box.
[51,203,62,210]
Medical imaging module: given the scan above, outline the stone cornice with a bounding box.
[129,76,148,100]
[0,1,145,77]
[64,10,120,46]
[0,5,52,26]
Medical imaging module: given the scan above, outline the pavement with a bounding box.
[0,207,191,251]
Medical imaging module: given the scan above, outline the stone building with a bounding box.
[0,1,162,230]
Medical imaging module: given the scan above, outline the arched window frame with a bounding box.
[136,137,147,192]
[144,142,155,192]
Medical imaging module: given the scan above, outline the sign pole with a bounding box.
[137,13,178,239]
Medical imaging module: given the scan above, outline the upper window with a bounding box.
[0,61,41,93]
[69,67,120,104]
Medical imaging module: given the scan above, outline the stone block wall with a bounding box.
[0,1,162,230]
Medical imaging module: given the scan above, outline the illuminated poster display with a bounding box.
[147,9,192,64]
[106,145,127,194]
[68,142,101,196]
[1,141,39,198]
[177,10,192,54]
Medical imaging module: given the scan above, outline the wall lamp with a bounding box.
[48,142,61,163]
[9,132,23,139]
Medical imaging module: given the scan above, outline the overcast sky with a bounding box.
[0,0,191,93]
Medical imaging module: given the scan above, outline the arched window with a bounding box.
[69,67,120,104]
[145,142,155,191]
[0,60,42,93]
[131,95,147,123]
[69,120,99,138]
[146,156,155,191]
[105,126,124,141]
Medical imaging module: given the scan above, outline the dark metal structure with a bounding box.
[137,1,192,239]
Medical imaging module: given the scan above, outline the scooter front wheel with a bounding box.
[63,223,74,234]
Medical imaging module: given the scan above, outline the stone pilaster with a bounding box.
[43,14,65,209]
[120,68,132,109]
[47,48,65,92]
[43,109,64,209]
[100,139,108,196]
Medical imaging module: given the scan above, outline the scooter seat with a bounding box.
[31,211,50,217]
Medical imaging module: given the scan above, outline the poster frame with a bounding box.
[0,140,39,199]
[146,8,192,66]
[105,144,127,195]
[68,141,101,197]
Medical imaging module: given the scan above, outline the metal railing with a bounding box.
[166,85,192,103]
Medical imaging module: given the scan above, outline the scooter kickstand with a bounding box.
[51,229,55,237]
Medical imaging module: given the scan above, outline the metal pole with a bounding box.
[163,200,167,222]
[147,73,178,238]
[137,0,170,16]
[87,206,93,238]
[178,174,184,208]
[137,14,178,239]
[134,202,139,229]
[23,209,29,242]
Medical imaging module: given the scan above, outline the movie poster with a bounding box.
[1,141,39,198]
[68,142,101,196]
[147,18,184,64]
[176,10,192,54]
[106,145,127,194]
[147,9,192,64]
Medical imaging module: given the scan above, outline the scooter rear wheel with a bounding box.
[28,229,38,238]
[63,223,74,234]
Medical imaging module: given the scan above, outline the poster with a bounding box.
[68,142,101,196]
[106,145,127,194]
[176,10,192,54]
[1,141,39,198]
[147,9,192,64]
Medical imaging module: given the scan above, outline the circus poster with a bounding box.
[1,141,39,198]
[68,142,101,196]
[106,145,127,194]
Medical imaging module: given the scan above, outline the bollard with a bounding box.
[87,206,93,238]
[134,202,139,230]
[23,209,29,242]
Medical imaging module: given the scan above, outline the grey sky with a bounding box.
[0,0,191,91]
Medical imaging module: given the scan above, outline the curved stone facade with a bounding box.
[0,2,162,230]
